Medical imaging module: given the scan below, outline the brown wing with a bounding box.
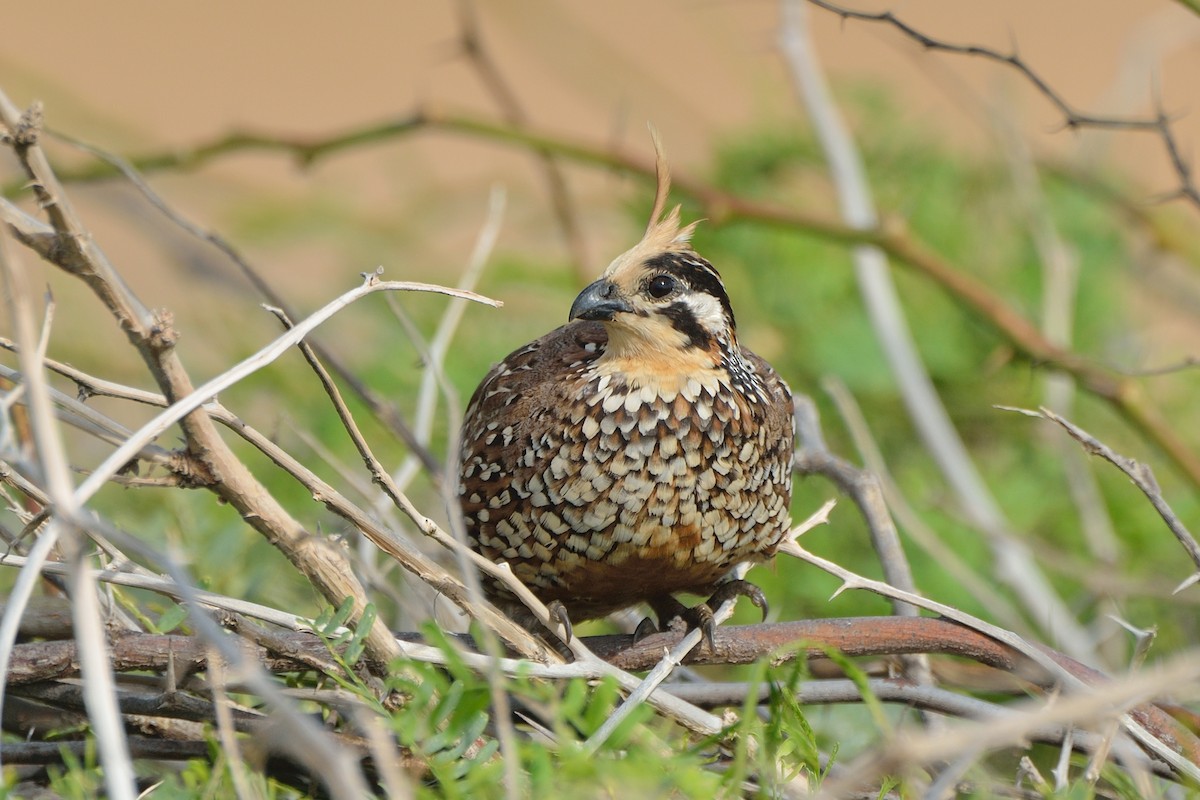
[458,321,606,581]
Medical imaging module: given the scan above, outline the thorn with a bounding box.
[1173,572,1200,595]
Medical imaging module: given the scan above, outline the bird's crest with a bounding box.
[602,128,700,279]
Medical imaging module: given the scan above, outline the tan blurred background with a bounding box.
[2,0,1198,365]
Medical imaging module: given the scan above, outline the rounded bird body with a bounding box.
[459,205,794,637]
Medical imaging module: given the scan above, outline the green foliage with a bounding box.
[378,626,722,798]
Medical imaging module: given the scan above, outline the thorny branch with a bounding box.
[781,0,1097,665]
[0,88,406,677]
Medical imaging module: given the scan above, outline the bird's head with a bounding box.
[568,205,737,372]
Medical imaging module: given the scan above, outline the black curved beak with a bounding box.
[569,279,631,322]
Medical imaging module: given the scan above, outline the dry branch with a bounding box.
[1000,405,1200,588]
[6,617,1198,778]
[2,13,1198,792]
[0,90,398,678]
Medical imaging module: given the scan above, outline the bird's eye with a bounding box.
[647,275,676,299]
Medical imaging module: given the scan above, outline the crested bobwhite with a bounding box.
[458,179,794,646]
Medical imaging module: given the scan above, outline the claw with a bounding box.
[645,582,769,652]
[547,599,573,644]
[633,616,659,643]
[684,602,717,651]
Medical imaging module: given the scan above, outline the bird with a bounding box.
[458,158,794,649]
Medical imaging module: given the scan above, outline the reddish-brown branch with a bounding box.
[6,618,1199,773]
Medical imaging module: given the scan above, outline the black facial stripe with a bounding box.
[643,253,736,331]
[662,301,712,350]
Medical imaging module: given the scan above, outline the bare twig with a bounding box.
[999,405,1200,586]
[674,678,1173,780]
[0,86,402,672]
[804,0,1200,208]
[0,553,326,632]
[988,87,1122,571]
[455,0,591,282]
[390,185,504,495]
[71,275,494,504]
[206,651,258,800]
[777,540,1200,782]
[822,649,1200,796]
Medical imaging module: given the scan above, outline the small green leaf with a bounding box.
[156,603,189,633]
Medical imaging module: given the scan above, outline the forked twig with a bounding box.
[777,539,1200,783]
[998,405,1200,589]
[805,0,1200,207]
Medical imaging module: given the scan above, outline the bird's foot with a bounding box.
[706,579,769,623]
[642,595,690,642]
[645,582,768,650]
[688,580,770,650]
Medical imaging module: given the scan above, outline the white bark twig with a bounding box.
[391,184,505,493]
[778,539,1200,785]
[0,223,135,797]
[72,274,497,507]
[779,0,1095,664]
[988,92,1122,571]
[0,554,332,633]
[206,651,257,800]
